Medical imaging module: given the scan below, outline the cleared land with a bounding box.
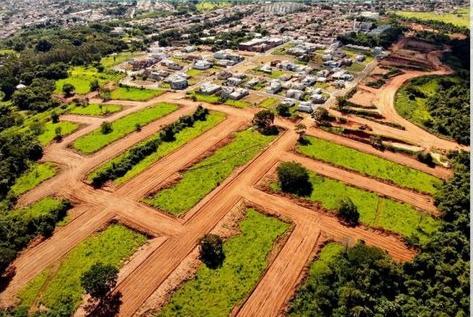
[72,102,178,154]
[9,163,57,197]
[157,209,289,317]
[271,171,439,243]
[18,224,147,315]
[395,8,469,28]
[108,87,166,101]
[68,103,122,116]
[297,136,442,194]
[88,111,226,185]
[189,91,251,108]
[144,129,275,216]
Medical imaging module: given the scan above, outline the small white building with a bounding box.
[286,89,304,100]
[200,82,221,95]
[297,102,313,113]
[193,59,212,70]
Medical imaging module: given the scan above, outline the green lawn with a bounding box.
[11,196,68,219]
[189,91,250,108]
[101,52,140,68]
[18,224,147,315]
[271,171,440,243]
[395,8,469,28]
[195,1,230,11]
[72,103,178,154]
[89,111,226,185]
[224,99,251,108]
[257,97,280,110]
[297,136,442,194]
[10,163,57,197]
[55,66,124,95]
[158,209,289,317]
[108,86,166,101]
[37,121,79,145]
[69,103,122,116]
[307,242,345,276]
[145,129,275,215]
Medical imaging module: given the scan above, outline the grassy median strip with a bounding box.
[158,209,289,317]
[69,103,122,116]
[297,136,442,195]
[89,111,225,186]
[271,171,439,243]
[72,102,178,154]
[144,129,275,216]
[18,224,147,315]
[10,162,57,197]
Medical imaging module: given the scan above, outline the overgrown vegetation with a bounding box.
[72,102,178,154]
[158,209,288,317]
[288,152,469,316]
[145,129,275,215]
[17,224,146,316]
[9,162,57,197]
[297,136,442,195]
[90,107,220,187]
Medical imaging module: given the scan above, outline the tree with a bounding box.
[51,111,59,123]
[295,123,306,143]
[101,121,113,134]
[336,197,359,226]
[62,83,75,97]
[416,151,434,167]
[252,110,276,135]
[199,234,225,269]
[54,127,62,142]
[276,103,291,117]
[35,39,53,52]
[312,107,330,126]
[90,79,100,91]
[277,161,312,196]
[81,263,119,299]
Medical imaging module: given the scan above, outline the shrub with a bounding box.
[100,121,113,134]
[336,197,359,226]
[277,162,312,196]
[199,234,225,269]
[62,83,75,97]
[417,151,434,167]
[81,263,119,299]
[252,110,276,135]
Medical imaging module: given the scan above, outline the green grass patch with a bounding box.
[69,103,122,116]
[11,196,68,219]
[224,99,251,108]
[89,111,226,185]
[158,209,289,317]
[18,224,147,314]
[308,242,345,276]
[72,103,178,154]
[9,163,57,197]
[186,68,205,77]
[101,52,140,68]
[271,172,440,243]
[188,91,250,108]
[145,129,275,215]
[297,136,442,194]
[195,1,230,11]
[108,86,166,101]
[37,121,79,146]
[55,66,124,95]
[395,8,469,28]
[257,97,280,110]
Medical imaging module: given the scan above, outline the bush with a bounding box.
[199,234,225,269]
[276,104,291,117]
[101,121,113,134]
[336,197,359,226]
[417,151,434,167]
[252,110,276,135]
[62,83,75,97]
[277,162,312,196]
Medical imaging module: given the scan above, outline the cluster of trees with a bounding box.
[0,199,71,276]
[393,14,469,35]
[11,78,58,112]
[0,132,43,207]
[92,106,209,187]
[0,23,128,101]
[277,162,312,197]
[337,25,403,48]
[424,81,469,145]
[289,152,470,316]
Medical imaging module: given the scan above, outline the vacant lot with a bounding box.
[258,97,280,110]
[37,120,79,145]
[297,136,442,194]
[108,86,166,101]
[55,66,124,95]
[101,52,141,69]
[158,209,289,317]
[145,129,275,215]
[69,103,122,116]
[72,103,178,154]
[189,91,251,108]
[18,224,147,315]
[89,111,226,185]
[10,162,57,197]
[395,8,469,28]
[271,171,439,242]
[289,242,344,315]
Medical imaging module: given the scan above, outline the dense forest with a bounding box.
[289,151,470,316]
